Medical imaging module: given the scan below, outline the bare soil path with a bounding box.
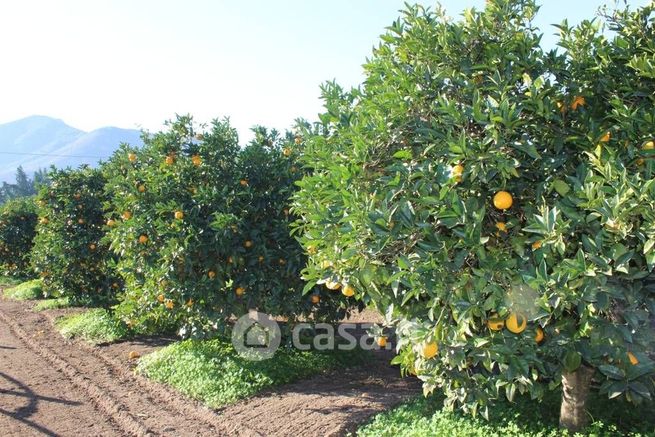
[0,292,419,436]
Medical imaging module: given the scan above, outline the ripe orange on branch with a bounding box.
[506,313,527,334]
[493,191,513,210]
[422,342,438,359]
[342,284,355,297]
[487,315,505,331]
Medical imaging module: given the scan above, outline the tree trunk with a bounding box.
[559,365,595,432]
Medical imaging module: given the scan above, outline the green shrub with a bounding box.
[3,279,43,300]
[33,297,72,312]
[137,338,369,408]
[31,167,120,305]
[0,197,38,277]
[56,308,129,344]
[104,116,351,337]
[293,0,655,429]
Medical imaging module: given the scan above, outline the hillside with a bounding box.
[0,116,142,183]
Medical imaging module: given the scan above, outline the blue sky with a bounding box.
[0,0,649,141]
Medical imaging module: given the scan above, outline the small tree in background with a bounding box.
[0,197,38,278]
[31,166,119,305]
[293,0,654,431]
[104,116,350,337]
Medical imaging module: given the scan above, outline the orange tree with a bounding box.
[292,0,654,431]
[31,166,119,304]
[0,197,38,278]
[104,116,348,337]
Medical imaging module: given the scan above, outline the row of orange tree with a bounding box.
[3,117,356,334]
[31,167,119,304]
[102,116,352,336]
[291,0,654,431]
[0,198,38,277]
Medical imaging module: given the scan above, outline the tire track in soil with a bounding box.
[39,310,260,437]
[0,299,236,436]
[0,313,121,436]
[2,296,421,436]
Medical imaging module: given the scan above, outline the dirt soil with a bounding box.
[0,292,419,436]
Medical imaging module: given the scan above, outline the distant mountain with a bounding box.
[0,115,142,183]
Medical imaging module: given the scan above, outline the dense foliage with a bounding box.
[293,0,654,422]
[105,116,350,337]
[0,197,38,277]
[31,167,119,304]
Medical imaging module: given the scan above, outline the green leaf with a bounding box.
[552,179,571,196]
[563,350,582,372]
[599,365,626,380]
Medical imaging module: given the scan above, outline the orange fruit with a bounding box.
[643,141,654,150]
[106,219,116,227]
[157,294,165,303]
[628,351,639,366]
[244,240,253,248]
[138,184,146,193]
[487,314,505,331]
[240,179,248,186]
[532,240,542,250]
[495,222,507,232]
[422,342,438,359]
[165,155,175,165]
[40,217,49,225]
[208,270,216,279]
[342,284,355,297]
[128,153,137,162]
[311,295,320,304]
[571,95,586,110]
[191,155,202,166]
[452,164,464,182]
[325,280,341,291]
[283,147,292,157]
[138,234,148,244]
[128,351,141,360]
[377,337,388,348]
[321,260,334,269]
[599,131,611,143]
[89,244,96,250]
[235,286,246,296]
[78,218,85,224]
[535,327,544,343]
[493,191,513,210]
[294,136,302,145]
[122,211,132,220]
[506,313,527,334]
[174,211,184,220]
